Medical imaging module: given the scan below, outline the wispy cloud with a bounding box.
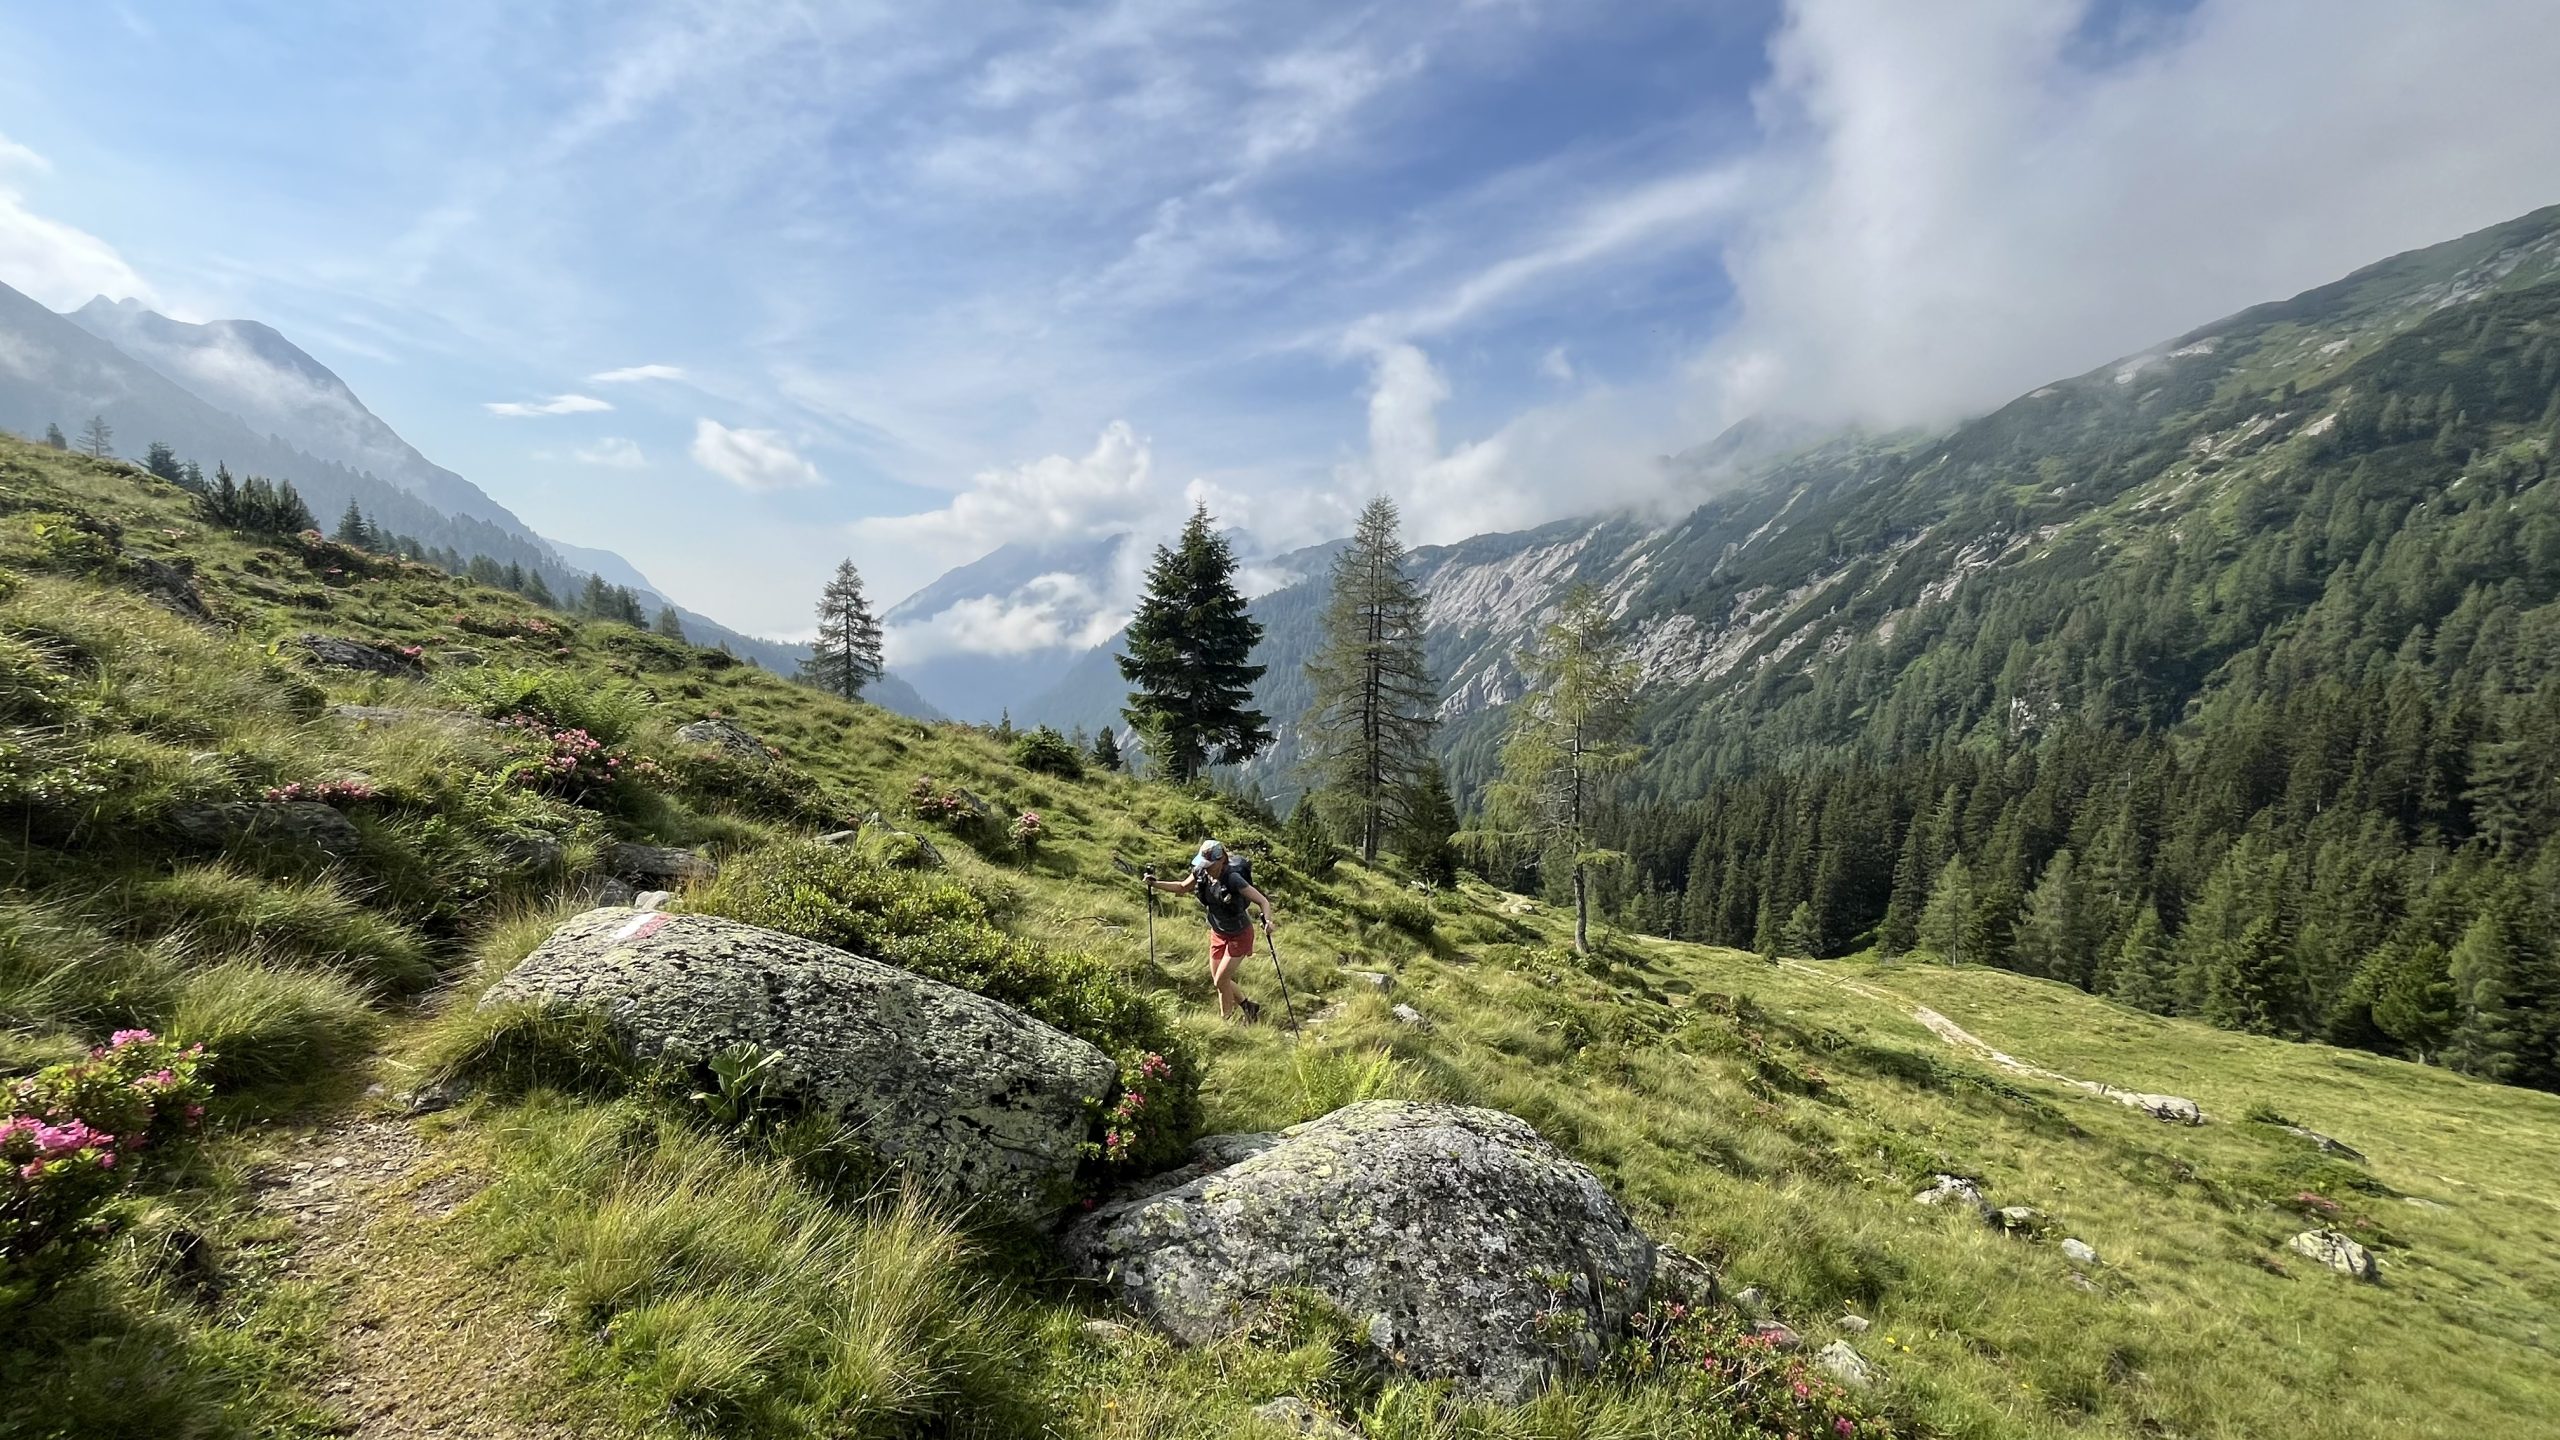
[0,188,156,309]
[0,133,51,176]
[573,437,647,467]
[588,363,684,383]
[691,418,822,491]
[485,393,612,417]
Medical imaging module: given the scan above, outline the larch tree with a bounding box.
[1491,583,1640,953]
[802,559,885,700]
[1118,504,1269,781]
[79,414,114,459]
[1302,496,1437,861]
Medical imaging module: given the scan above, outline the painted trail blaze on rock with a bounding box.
[485,908,1117,1219]
[1062,1100,1656,1402]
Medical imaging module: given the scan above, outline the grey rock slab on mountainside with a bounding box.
[673,717,776,769]
[167,800,364,861]
[2275,1124,2368,1163]
[293,634,422,676]
[1815,1339,1880,1390]
[1061,1100,1656,1402]
[128,557,213,622]
[2061,1238,2099,1266]
[2287,1229,2378,1281]
[604,843,716,886]
[486,908,1116,1217]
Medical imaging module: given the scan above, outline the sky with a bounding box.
[4,0,2560,646]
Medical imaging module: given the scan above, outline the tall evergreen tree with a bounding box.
[801,559,885,700]
[213,464,238,520]
[142,441,182,484]
[42,421,66,449]
[655,606,687,641]
[2105,904,2178,1013]
[1395,759,1462,885]
[1917,855,1983,966]
[335,500,370,546]
[1302,496,1437,861]
[2368,940,2456,1063]
[78,414,113,459]
[1119,505,1269,781]
[524,570,555,607]
[2445,911,2525,1081]
[1090,725,1123,772]
[272,481,314,532]
[1492,584,1640,952]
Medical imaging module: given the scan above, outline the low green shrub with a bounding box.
[436,664,654,746]
[17,512,119,574]
[1006,726,1084,779]
[166,961,377,1088]
[120,866,434,991]
[687,840,1200,1174]
[1373,894,1437,938]
[666,741,833,825]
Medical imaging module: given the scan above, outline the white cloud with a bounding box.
[1539,346,1574,384]
[1701,0,2560,427]
[486,393,613,417]
[0,186,156,310]
[853,420,1157,559]
[884,571,1132,665]
[573,437,647,467]
[0,134,50,176]
[691,418,823,491]
[588,363,685,383]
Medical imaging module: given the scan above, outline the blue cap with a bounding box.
[1193,839,1226,870]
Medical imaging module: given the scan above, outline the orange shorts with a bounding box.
[1208,927,1255,965]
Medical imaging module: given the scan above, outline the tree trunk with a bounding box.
[1573,861,1591,954]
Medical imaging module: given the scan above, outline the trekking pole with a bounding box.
[1260,914,1301,1034]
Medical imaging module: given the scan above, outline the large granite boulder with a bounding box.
[292,633,422,676]
[674,717,776,769]
[1062,1101,1655,1402]
[485,908,1115,1217]
[167,800,364,860]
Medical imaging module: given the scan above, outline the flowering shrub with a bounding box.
[3,1031,212,1300]
[1012,810,1045,863]
[905,775,988,833]
[262,778,380,806]
[498,714,661,805]
[1614,1302,1898,1437]
[1089,1051,1176,1168]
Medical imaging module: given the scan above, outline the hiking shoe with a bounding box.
[1237,998,1264,1025]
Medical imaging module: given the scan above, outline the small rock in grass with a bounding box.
[1651,1242,1720,1308]
[2287,1229,2377,1281]
[1914,1174,1992,1218]
[1731,1285,1770,1318]
[1995,1205,2047,1234]
[2061,1238,2098,1266]
[1838,1313,1871,1334]
[1251,1397,1360,1439]
[606,842,717,886]
[1754,1320,1802,1350]
[1347,970,1396,992]
[1078,1319,1133,1345]
[2065,1272,2099,1294]
[1390,1002,1432,1031]
[1815,1339,1879,1390]
[674,717,777,770]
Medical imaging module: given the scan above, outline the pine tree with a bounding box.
[273,481,314,532]
[525,570,555,607]
[79,414,113,459]
[2445,911,2525,1082]
[2105,904,2178,1014]
[1917,856,1981,966]
[655,606,686,641]
[1090,725,1123,772]
[1119,505,1270,781]
[178,460,205,497]
[143,441,182,484]
[2202,917,2294,1037]
[1303,496,1437,861]
[2367,940,2456,1063]
[801,559,885,700]
[1395,759,1461,885]
[213,464,238,521]
[335,500,370,546]
[1492,584,1640,953]
[42,422,66,449]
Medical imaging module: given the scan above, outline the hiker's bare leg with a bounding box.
[1209,949,1243,1016]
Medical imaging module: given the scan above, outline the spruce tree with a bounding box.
[1395,760,1461,885]
[213,464,238,521]
[655,606,687,641]
[1090,725,1123,772]
[1302,496,1437,861]
[43,421,66,449]
[525,570,555,607]
[2368,940,2456,1062]
[2445,911,2524,1082]
[802,559,885,700]
[143,441,182,484]
[1917,855,1980,966]
[179,460,205,496]
[2202,917,2294,1037]
[1491,584,1640,952]
[335,500,370,546]
[2105,904,2178,1014]
[1119,505,1270,781]
[273,481,315,532]
[78,414,113,459]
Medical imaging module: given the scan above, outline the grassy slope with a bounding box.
[3,434,2555,1440]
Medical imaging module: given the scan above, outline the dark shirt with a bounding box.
[1194,857,1256,934]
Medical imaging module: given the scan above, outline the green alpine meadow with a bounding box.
[8,5,2560,1436]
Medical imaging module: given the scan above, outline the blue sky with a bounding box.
[4,1,2559,642]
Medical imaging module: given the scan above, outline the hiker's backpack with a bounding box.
[1194,853,1256,934]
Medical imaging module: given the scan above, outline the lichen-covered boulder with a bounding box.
[1061,1101,1655,1402]
[606,842,717,886]
[485,908,1116,1217]
[292,633,421,676]
[2288,1229,2377,1280]
[166,800,364,860]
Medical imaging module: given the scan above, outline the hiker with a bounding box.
[1144,840,1279,1022]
